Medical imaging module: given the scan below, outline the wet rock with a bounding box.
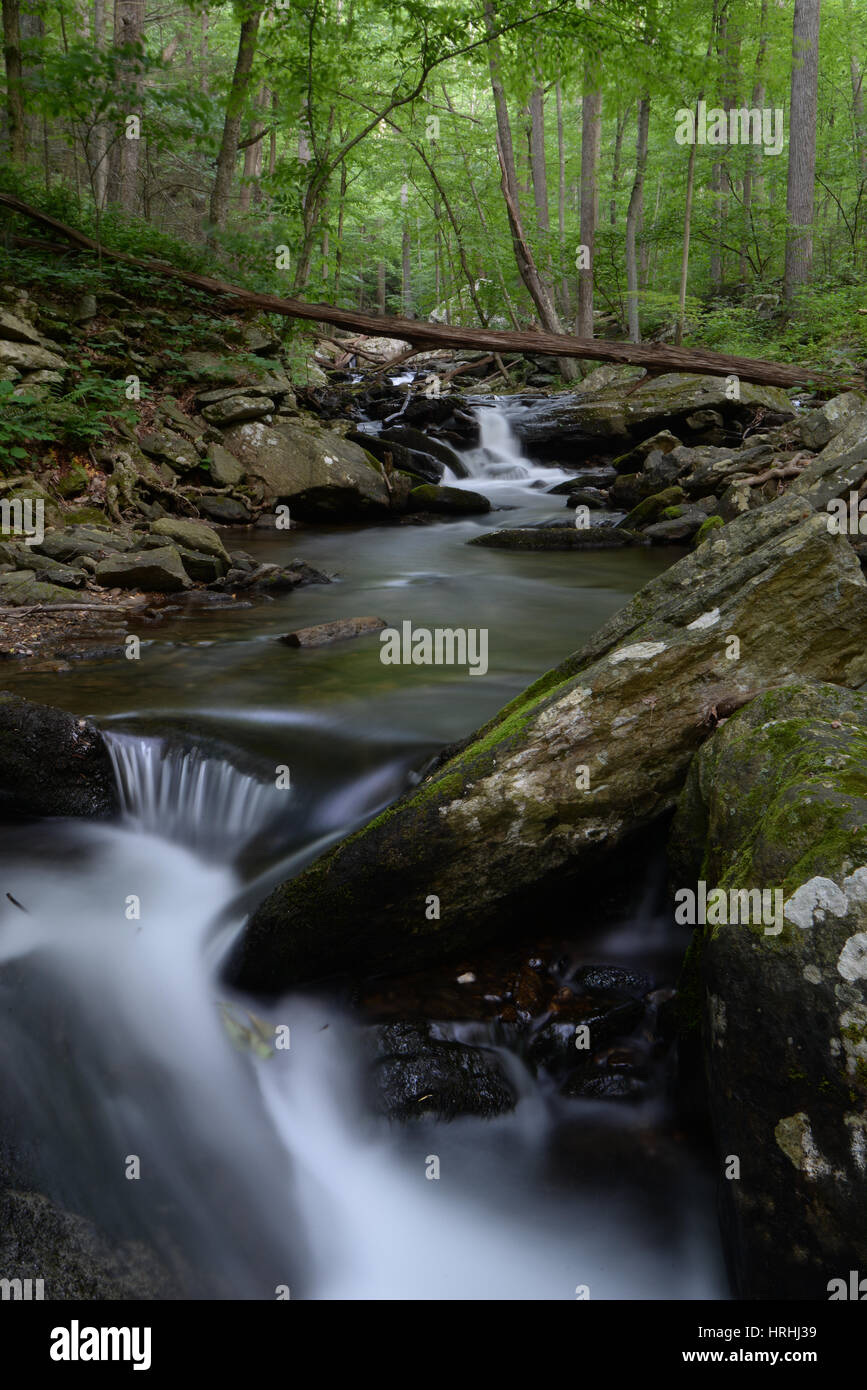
[548,467,617,493]
[94,545,191,593]
[612,430,683,473]
[470,526,638,550]
[0,694,117,818]
[280,617,386,647]
[408,484,490,516]
[670,681,867,1298]
[377,426,467,478]
[349,430,444,486]
[561,1072,647,1101]
[370,1022,516,1120]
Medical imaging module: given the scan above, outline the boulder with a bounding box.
[201,395,274,428]
[469,525,637,550]
[0,309,41,344]
[669,681,867,1299]
[94,545,191,593]
[510,374,794,457]
[377,426,467,478]
[139,429,199,474]
[34,526,131,564]
[206,443,245,487]
[0,573,87,605]
[0,340,66,373]
[219,420,391,519]
[229,493,867,992]
[198,497,252,524]
[795,392,867,453]
[408,484,491,516]
[149,519,229,562]
[0,694,117,818]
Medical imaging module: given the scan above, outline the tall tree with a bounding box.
[625,95,650,343]
[784,0,821,301]
[2,0,26,162]
[208,3,263,232]
[576,52,601,339]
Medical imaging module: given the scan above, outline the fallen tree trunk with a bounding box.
[0,192,852,392]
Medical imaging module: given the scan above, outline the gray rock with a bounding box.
[95,545,191,592]
[207,443,245,487]
[220,419,391,519]
[201,395,274,428]
[370,1022,515,1120]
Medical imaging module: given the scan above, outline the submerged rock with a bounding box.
[280,616,386,647]
[670,681,867,1299]
[408,484,490,516]
[470,525,637,550]
[230,494,867,992]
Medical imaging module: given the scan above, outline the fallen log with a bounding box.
[0,191,852,392]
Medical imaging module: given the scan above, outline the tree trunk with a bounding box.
[742,0,769,280]
[610,103,627,226]
[484,1,575,374]
[208,5,263,233]
[529,81,549,234]
[113,0,145,213]
[784,0,821,302]
[676,120,698,347]
[625,96,650,343]
[239,88,265,214]
[577,55,602,339]
[556,80,569,316]
[2,0,26,162]
[0,189,846,393]
[401,181,412,315]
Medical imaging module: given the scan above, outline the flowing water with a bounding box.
[0,399,728,1299]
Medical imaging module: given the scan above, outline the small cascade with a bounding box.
[458,401,531,480]
[105,732,283,859]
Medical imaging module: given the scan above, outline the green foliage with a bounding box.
[0,373,138,469]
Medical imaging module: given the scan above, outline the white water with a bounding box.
[452,400,572,498]
[0,740,728,1299]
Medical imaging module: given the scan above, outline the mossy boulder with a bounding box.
[408,484,491,515]
[622,486,686,530]
[669,681,867,1298]
[229,494,867,993]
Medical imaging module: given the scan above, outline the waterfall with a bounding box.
[458,401,532,480]
[105,732,284,859]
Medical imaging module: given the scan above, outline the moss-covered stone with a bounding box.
[669,680,867,1298]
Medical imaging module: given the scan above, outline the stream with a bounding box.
[0,397,729,1300]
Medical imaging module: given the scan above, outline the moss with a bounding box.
[693,515,725,547]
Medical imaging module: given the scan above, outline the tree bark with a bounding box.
[576,55,602,339]
[208,5,263,232]
[2,0,26,162]
[784,0,821,302]
[625,96,650,344]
